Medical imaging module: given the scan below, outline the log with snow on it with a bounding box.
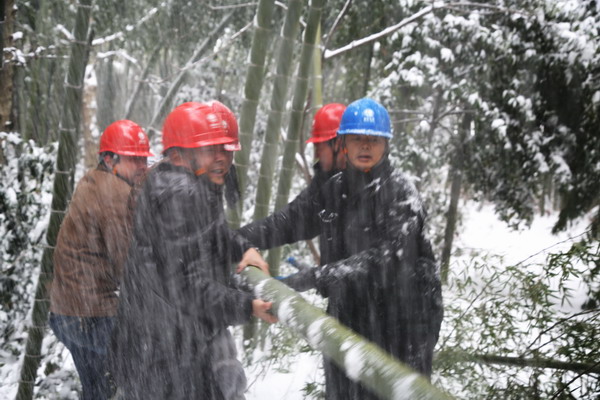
[240,267,453,400]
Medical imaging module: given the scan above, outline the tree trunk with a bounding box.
[267,0,326,274]
[26,0,63,145]
[241,267,453,400]
[440,165,461,284]
[16,1,93,398]
[243,0,304,346]
[0,0,15,164]
[95,56,117,133]
[252,0,304,222]
[82,70,97,170]
[311,22,323,110]
[302,21,324,265]
[440,112,471,283]
[229,0,276,228]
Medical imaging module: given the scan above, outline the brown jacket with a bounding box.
[50,166,133,317]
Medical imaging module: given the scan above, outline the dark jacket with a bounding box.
[238,162,332,253]
[50,166,133,317]
[240,159,443,399]
[315,159,442,399]
[110,162,254,399]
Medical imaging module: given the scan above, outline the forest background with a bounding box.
[1,0,599,398]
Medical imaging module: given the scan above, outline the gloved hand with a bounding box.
[274,267,316,292]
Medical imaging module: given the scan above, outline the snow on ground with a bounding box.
[456,201,591,266]
[245,351,323,400]
[453,201,593,311]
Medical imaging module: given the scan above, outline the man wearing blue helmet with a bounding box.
[274,98,442,395]
[305,98,443,399]
[242,98,442,398]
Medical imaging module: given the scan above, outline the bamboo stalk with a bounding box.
[243,0,304,346]
[252,0,304,222]
[16,1,93,399]
[229,0,277,228]
[266,0,326,274]
[241,267,453,400]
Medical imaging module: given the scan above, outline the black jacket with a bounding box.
[240,159,443,399]
[110,162,254,399]
[315,160,442,393]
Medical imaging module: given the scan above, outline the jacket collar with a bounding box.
[344,158,392,195]
[312,161,339,186]
[156,161,224,195]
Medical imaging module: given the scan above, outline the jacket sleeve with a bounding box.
[151,177,254,330]
[237,183,322,249]
[228,228,253,262]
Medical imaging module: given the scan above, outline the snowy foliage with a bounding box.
[0,133,61,396]
[373,0,600,231]
[436,231,599,398]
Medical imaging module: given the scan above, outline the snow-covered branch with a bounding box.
[473,352,600,375]
[324,1,532,60]
[324,4,435,59]
[208,1,258,10]
[323,0,352,51]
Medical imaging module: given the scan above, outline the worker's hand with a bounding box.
[237,248,270,275]
[252,299,278,324]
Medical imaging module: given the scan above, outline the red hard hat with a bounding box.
[306,103,346,144]
[209,100,240,151]
[162,101,241,152]
[98,120,153,156]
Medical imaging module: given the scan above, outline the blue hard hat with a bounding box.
[337,98,392,138]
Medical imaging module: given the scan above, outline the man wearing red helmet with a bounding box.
[238,103,346,269]
[110,101,276,400]
[49,120,152,400]
[307,103,347,174]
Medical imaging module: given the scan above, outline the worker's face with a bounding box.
[343,134,387,172]
[111,155,148,185]
[190,144,233,185]
[314,138,345,172]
